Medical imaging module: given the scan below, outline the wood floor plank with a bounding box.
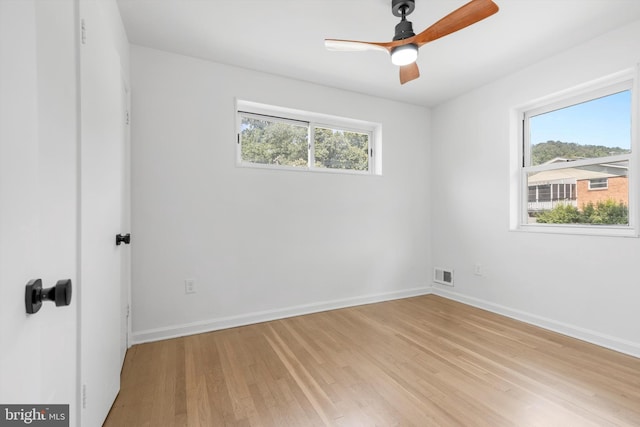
[104,295,640,426]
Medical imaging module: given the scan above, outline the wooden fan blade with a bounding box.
[325,39,391,53]
[399,62,420,85]
[414,0,499,46]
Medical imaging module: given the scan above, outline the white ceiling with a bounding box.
[116,0,640,108]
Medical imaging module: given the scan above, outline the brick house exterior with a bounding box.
[527,158,628,214]
[576,175,628,208]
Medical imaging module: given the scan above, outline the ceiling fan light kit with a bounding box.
[325,0,499,84]
[391,44,418,66]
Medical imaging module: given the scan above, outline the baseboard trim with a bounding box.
[432,287,640,359]
[131,286,433,345]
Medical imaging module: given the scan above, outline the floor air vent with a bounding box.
[434,268,454,286]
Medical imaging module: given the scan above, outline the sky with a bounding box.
[530,90,631,149]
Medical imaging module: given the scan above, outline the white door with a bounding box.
[0,0,79,424]
[79,0,127,425]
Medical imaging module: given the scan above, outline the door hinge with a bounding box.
[126,304,130,318]
[126,110,130,126]
[81,19,86,45]
[370,148,373,157]
[82,384,87,409]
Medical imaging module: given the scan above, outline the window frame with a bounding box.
[588,178,609,190]
[236,100,381,176]
[511,68,639,237]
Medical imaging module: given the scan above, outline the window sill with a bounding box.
[513,223,639,238]
[236,161,379,177]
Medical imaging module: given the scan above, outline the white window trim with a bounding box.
[510,67,639,237]
[235,99,382,176]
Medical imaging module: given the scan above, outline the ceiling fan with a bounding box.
[325,0,499,85]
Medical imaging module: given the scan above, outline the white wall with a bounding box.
[98,0,130,78]
[130,46,431,342]
[431,19,640,357]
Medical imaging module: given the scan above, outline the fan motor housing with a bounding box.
[393,20,415,40]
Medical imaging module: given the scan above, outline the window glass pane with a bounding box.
[314,127,369,171]
[529,90,631,165]
[526,161,628,225]
[588,178,608,190]
[240,115,308,167]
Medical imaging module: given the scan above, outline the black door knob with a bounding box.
[116,233,131,245]
[25,279,72,314]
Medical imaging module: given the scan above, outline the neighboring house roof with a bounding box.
[542,157,578,165]
[528,159,628,185]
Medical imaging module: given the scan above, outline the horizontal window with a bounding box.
[236,100,381,175]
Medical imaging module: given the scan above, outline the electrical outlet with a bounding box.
[474,263,483,276]
[185,279,196,294]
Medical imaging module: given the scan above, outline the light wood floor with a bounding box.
[104,295,640,426]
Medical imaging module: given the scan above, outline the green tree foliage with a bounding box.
[531,140,630,165]
[314,127,368,171]
[241,118,308,167]
[240,117,369,171]
[581,200,628,224]
[535,199,628,225]
[534,203,582,224]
